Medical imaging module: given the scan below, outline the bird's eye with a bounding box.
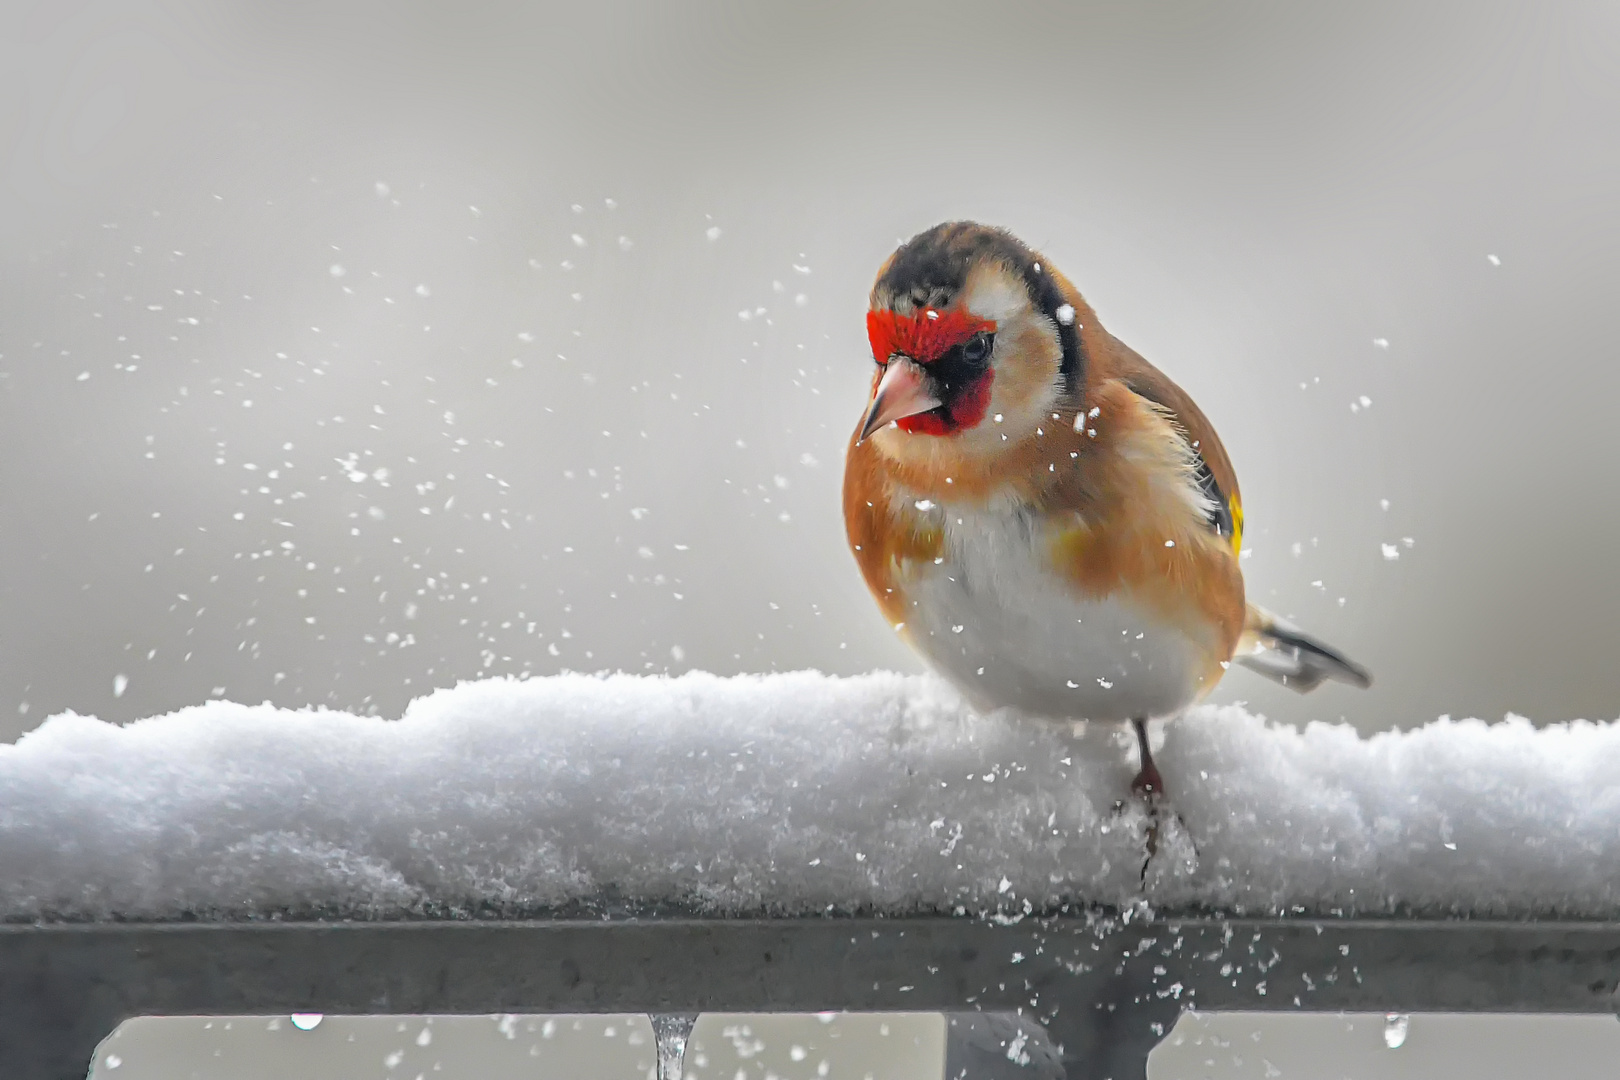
[961,332,993,364]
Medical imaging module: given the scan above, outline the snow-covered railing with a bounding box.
[5,673,1620,1078]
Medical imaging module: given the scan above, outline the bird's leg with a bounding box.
[1129,717,1165,876]
[1129,717,1164,800]
[1126,717,1197,883]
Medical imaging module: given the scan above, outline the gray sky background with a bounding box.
[6,0,1620,741]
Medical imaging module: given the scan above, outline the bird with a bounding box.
[843,222,1370,803]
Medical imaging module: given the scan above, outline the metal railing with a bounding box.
[4,913,1618,1079]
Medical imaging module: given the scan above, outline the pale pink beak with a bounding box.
[857,359,941,443]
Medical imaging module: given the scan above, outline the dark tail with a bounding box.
[1235,605,1372,693]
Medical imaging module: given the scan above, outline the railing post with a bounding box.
[945,1012,1063,1078]
[0,930,129,1080]
[1038,962,1182,1080]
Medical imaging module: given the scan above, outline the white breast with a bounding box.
[896,504,1207,722]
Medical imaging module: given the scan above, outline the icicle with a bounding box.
[651,1013,698,1080]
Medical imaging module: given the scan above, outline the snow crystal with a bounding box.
[3,672,1620,922]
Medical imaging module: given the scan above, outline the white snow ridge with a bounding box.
[3,672,1619,922]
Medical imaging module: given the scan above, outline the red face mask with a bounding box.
[866,307,995,366]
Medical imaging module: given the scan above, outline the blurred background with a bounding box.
[84,1010,1620,1080]
[5,0,1620,742]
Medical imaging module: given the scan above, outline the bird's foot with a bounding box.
[1107,789,1176,883]
[1139,801,1162,883]
[1125,765,1194,883]
[1139,803,1198,885]
[1129,758,1165,800]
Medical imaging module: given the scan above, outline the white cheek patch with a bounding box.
[960,263,1029,323]
[976,314,1063,428]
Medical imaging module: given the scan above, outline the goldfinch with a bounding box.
[844,222,1370,798]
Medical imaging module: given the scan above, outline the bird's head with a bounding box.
[856,222,1085,463]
